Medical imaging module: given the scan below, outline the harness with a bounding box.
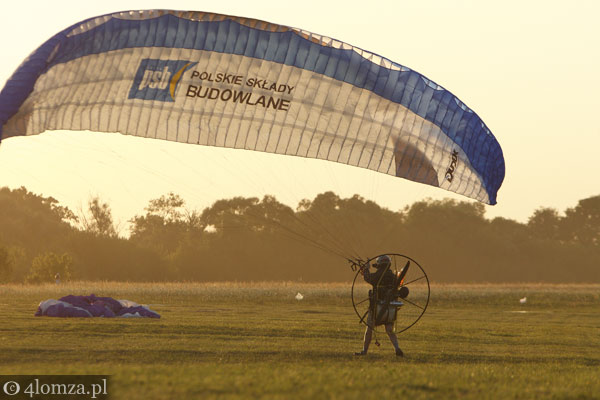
[368,264,399,326]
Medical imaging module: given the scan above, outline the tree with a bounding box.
[129,193,203,256]
[0,246,13,283]
[295,192,402,258]
[200,196,261,232]
[144,192,186,223]
[527,207,561,241]
[79,196,119,237]
[0,187,77,251]
[26,252,74,284]
[561,195,600,246]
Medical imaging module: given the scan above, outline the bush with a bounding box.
[26,252,73,284]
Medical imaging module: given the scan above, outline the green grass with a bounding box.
[0,282,598,399]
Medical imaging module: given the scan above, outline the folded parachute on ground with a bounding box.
[34,294,160,318]
[0,10,505,204]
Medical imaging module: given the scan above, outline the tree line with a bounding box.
[0,186,598,283]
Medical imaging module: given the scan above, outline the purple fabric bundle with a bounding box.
[35,294,160,318]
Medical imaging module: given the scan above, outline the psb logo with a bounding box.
[129,59,197,102]
[445,149,459,182]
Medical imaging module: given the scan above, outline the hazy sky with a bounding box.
[0,0,598,226]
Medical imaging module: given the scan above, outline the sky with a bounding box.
[0,0,598,228]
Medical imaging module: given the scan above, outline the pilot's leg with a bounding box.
[355,313,374,355]
[385,323,403,357]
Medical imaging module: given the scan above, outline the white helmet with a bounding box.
[374,254,391,269]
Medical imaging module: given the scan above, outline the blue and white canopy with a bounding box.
[0,10,505,204]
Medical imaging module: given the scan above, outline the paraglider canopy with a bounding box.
[0,10,504,204]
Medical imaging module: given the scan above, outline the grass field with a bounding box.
[0,282,598,399]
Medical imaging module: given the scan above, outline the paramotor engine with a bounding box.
[350,253,430,334]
